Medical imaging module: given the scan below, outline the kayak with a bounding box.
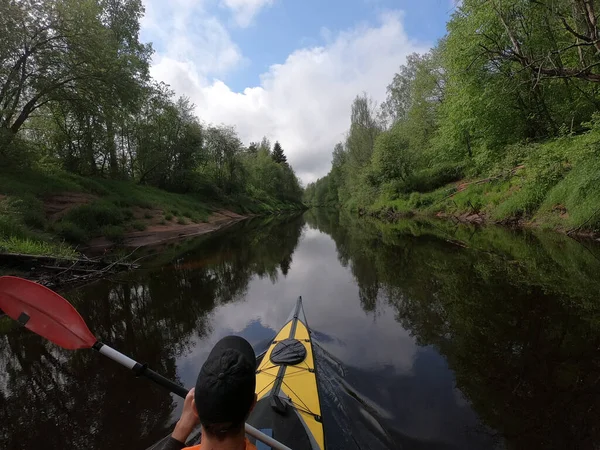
[148,296,325,450]
[0,277,324,450]
[248,296,325,449]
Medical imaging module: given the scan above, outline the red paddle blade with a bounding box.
[0,276,96,350]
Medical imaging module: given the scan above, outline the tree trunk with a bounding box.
[106,114,118,179]
[0,127,17,155]
[465,130,472,158]
[87,116,97,175]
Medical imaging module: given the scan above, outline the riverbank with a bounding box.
[0,167,304,259]
[349,129,600,239]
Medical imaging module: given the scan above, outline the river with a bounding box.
[2,209,600,450]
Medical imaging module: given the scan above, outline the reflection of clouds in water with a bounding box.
[177,226,418,380]
[166,224,489,448]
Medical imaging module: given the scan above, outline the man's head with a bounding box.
[194,336,257,439]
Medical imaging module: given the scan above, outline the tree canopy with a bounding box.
[271,141,287,164]
[0,0,303,205]
[304,0,600,210]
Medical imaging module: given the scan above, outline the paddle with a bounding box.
[0,276,291,450]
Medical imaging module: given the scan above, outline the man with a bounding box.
[162,336,258,450]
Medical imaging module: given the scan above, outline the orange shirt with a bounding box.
[183,438,257,450]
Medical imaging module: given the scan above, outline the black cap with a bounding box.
[195,336,257,427]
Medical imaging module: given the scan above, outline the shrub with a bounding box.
[136,199,154,209]
[0,215,28,240]
[165,213,174,221]
[177,217,188,225]
[8,195,47,230]
[372,124,414,184]
[66,202,125,232]
[144,212,153,219]
[102,225,125,244]
[73,177,110,195]
[112,198,134,208]
[22,210,48,229]
[402,162,466,194]
[54,221,89,245]
[132,221,147,231]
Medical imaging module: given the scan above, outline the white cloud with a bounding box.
[221,0,274,27]
[144,5,429,183]
[142,0,243,77]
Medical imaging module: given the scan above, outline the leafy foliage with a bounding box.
[0,0,304,239]
[306,0,600,233]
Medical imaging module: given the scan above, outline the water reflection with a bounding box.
[0,215,306,450]
[306,208,600,449]
[2,209,600,450]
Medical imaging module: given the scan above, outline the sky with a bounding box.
[140,0,457,184]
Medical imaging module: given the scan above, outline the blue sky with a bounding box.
[222,0,454,91]
[140,0,456,182]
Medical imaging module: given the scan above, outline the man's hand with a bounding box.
[171,388,200,444]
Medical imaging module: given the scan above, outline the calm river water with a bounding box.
[2,209,600,450]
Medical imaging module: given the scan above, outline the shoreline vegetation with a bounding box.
[304,1,600,239]
[310,129,600,240]
[0,1,305,264]
[0,166,304,259]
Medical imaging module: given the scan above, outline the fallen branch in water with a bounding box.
[0,250,141,288]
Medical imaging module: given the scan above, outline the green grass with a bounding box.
[0,196,77,256]
[53,221,89,245]
[0,166,303,257]
[102,225,125,244]
[132,221,147,231]
[64,201,125,232]
[0,236,77,258]
[0,215,29,240]
[362,129,600,234]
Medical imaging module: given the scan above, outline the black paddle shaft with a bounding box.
[137,366,189,399]
[92,342,189,398]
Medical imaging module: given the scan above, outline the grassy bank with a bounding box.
[0,168,304,257]
[359,128,600,236]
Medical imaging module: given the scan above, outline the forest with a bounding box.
[0,0,303,254]
[304,0,600,234]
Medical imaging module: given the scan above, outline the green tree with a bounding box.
[247,142,259,155]
[381,53,425,125]
[372,122,414,183]
[0,0,150,160]
[271,141,287,164]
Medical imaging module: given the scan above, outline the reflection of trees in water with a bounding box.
[306,208,600,449]
[0,214,305,450]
